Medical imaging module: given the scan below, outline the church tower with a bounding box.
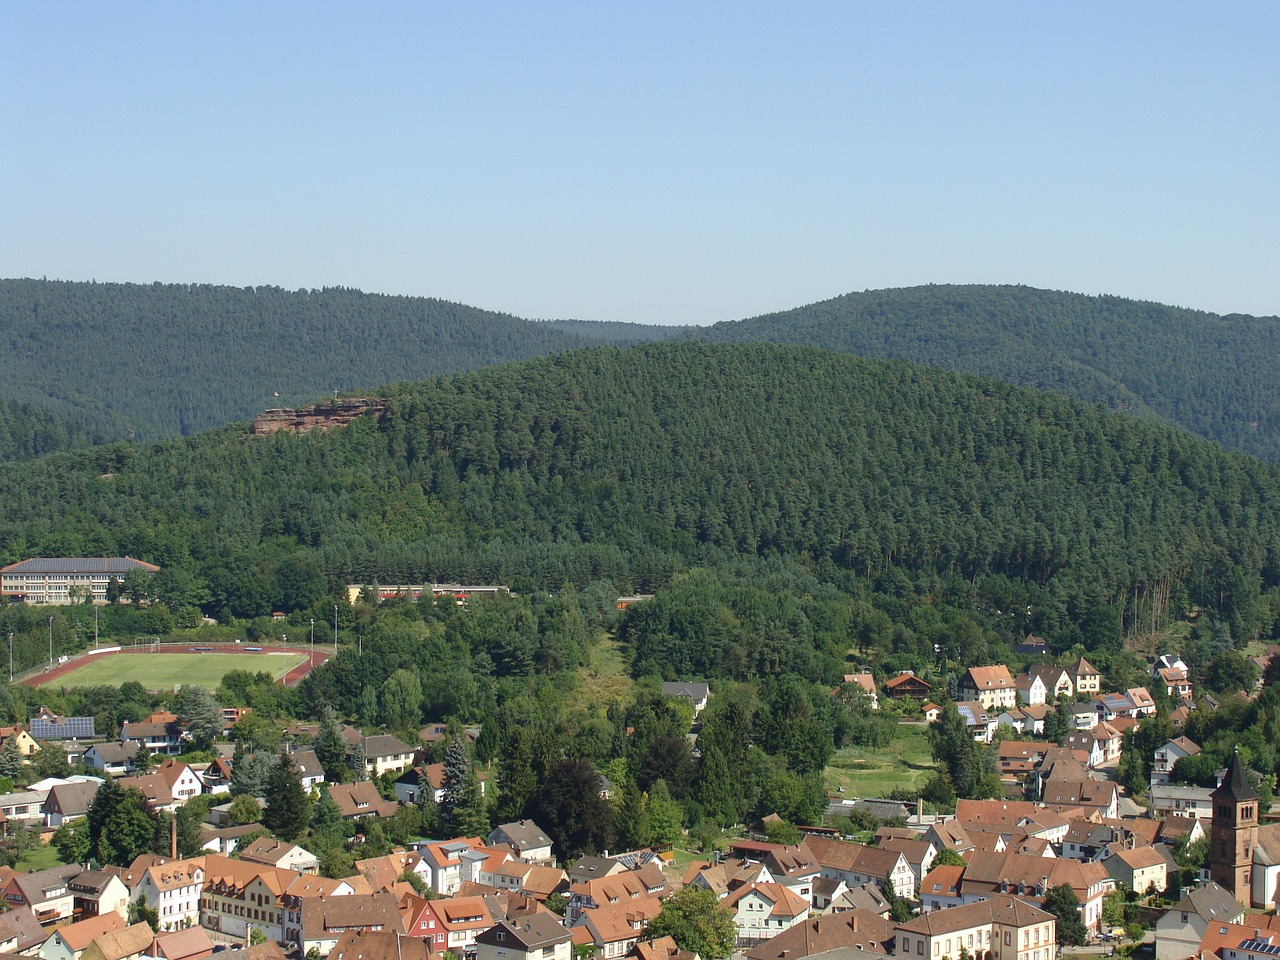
[1210,749,1259,905]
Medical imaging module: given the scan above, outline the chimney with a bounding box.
[917,798,923,820]
[169,816,178,858]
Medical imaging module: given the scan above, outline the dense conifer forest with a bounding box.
[5,279,1280,464]
[2,343,1278,652]
[0,279,621,442]
[690,284,1280,461]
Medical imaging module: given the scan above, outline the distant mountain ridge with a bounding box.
[4,278,1279,461]
[686,284,1280,461]
[0,279,640,443]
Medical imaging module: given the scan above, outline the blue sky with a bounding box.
[3,2,1276,324]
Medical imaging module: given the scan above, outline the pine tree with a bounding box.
[132,742,153,774]
[263,752,310,841]
[441,736,468,812]
[350,740,367,781]
[313,707,346,776]
[0,736,24,780]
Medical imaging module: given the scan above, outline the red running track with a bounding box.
[24,643,332,687]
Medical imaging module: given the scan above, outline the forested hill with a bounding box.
[0,279,621,441]
[2,343,1278,645]
[686,284,1280,462]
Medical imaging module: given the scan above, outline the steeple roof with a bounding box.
[1211,749,1258,803]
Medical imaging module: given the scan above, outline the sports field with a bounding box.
[40,651,309,691]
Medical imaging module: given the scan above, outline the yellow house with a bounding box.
[0,726,40,758]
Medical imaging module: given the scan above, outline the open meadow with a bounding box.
[824,723,936,799]
[38,651,307,691]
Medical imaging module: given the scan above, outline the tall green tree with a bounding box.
[644,887,736,959]
[1043,884,1088,946]
[263,752,310,841]
[173,685,222,750]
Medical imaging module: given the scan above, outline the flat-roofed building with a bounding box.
[1,558,159,605]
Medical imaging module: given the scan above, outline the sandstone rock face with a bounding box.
[251,398,384,435]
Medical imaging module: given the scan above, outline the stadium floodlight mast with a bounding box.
[7,632,12,683]
[309,618,314,662]
[48,617,53,668]
[334,604,338,655]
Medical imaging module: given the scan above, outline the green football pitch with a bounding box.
[41,652,307,691]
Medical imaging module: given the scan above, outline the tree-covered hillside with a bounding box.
[688,284,1280,461]
[1,343,1277,648]
[0,279,611,441]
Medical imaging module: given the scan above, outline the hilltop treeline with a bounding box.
[0,279,616,442]
[0,343,1277,652]
[690,284,1280,461]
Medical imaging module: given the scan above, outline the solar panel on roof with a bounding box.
[30,716,95,740]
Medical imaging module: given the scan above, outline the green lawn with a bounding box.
[824,723,937,798]
[41,652,306,691]
[16,842,65,872]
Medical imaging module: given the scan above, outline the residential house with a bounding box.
[121,720,184,756]
[416,838,491,897]
[841,673,880,710]
[487,821,555,866]
[280,874,359,944]
[287,748,325,792]
[726,841,820,905]
[723,882,810,946]
[117,774,177,813]
[957,851,1113,934]
[0,787,51,826]
[952,801,1071,845]
[1041,780,1120,820]
[44,779,103,827]
[878,837,937,889]
[1071,658,1102,695]
[1148,783,1214,820]
[344,733,413,779]
[803,837,915,901]
[475,915,573,960]
[959,666,1017,711]
[328,931,432,960]
[1015,672,1048,707]
[1156,667,1194,701]
[744,910,897,960]
[297,893,402,957]
[996,706,1049,738]
[1153,738,1202,788]
[920,864,966,913]
[954,702,999,744]
[30,707,96,742]
[893,895,1056,960]
[4,864,84,924]
[564,865,670,925]
[326,781,399,820]
[1105,845,1168,895]
[0,724,41,757]
[660,682,710,716]
[80,923,156,960]
[997,742,1051,779]
[885,672,932,700]
[239,837,319,875]
[41,912,127,960]
[197,855,291,942]
[394,763,488,806]
[135,858,206,932]
[1027,665,1075,701]
[85,743,135,777]
[148,927,215,960]
[68,870,130,920]
[418,895,495,956]
[569,899,660,960]
[1154,881,1244,960]
[155,760,204,806]
[924,821,976,857]
[0,905,48,954]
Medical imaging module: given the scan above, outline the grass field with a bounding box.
[41,652,307,691]
[824,723,936,798]
[577,635,634,709]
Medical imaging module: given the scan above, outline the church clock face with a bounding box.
[1220,828,1231,839]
